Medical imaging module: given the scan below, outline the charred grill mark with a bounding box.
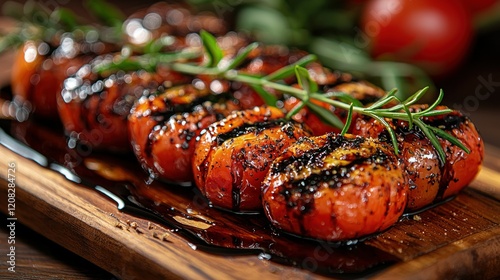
[400,115,466,203]
[282,122,304,139]
[80,93,94,132]
[180,127,196,150]
[231,148,245,211]
[285,147,391,192]
[143,90,231,158]
[279,178,316,215]
[425,114,467,131]
[197,146,212,195]
[147,91,230,121]
[295,210,307,236]
[277,141,394,218]
[271,135,366,175]
[193,105,309,211]
[215,119,289,146]
[356,106,475,210]
[263,131,408,240]
[358,94,382,105]
[435,156,454,202]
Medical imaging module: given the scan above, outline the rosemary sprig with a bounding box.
[1,1,468,165]
[95,31,468,164]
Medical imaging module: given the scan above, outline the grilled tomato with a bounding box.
[193,106,311,211]
[262,134,407,241]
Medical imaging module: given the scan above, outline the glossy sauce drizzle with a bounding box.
[0,86,401,278]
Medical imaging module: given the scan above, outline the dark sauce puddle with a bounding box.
[0,87,409,278]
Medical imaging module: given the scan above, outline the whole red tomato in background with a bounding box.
[360,0,473,77]
[462,0,498,14]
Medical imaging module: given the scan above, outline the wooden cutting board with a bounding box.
[0,35,499,280]
[0,124,499,280]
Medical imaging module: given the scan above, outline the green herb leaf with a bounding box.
[427,125,470,154]
[222,42,259,71]
[370,114,399,155]
[415,109,453,117]
[400,102,413,129]
[307,102,344,129]
[321,91,363,107]
[388,86,429,112]
[157,51,202,64]
[401,86,430,105]
[250,85,278,106]
[144,36,176,53]
[367,88,398,109]
[94,58,149,75]
[265,54,316,81]
[285,100,307,120]
[418,89,444,115]
[200,30,223,68]
[295,65,318,94]
[341,103,354,135]
[415,120,446,165]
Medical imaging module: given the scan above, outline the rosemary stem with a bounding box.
[170,62,365,113]
[151,48,465,159]
[171,62,312,102]
[170,63,218,76]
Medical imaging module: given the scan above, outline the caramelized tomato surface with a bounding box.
[58,54,189,152]
[128,84,246,183]
[353,105,484,210]
[262,134,407,241]
[193,106,311,211]
[284,63,386,136]
[11,38,114,119]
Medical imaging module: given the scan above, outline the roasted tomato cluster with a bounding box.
[6,2,484,242]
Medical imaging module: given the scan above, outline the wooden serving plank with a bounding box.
[1,140,500,279]
[0,143,319,280]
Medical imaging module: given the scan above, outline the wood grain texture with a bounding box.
[0,213,114,279]
[0,144,326,280]
[0,142,499,279]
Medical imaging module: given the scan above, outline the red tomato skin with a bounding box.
[11,41,90,119]
[361,0,473,77]
[193,106,311,211]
